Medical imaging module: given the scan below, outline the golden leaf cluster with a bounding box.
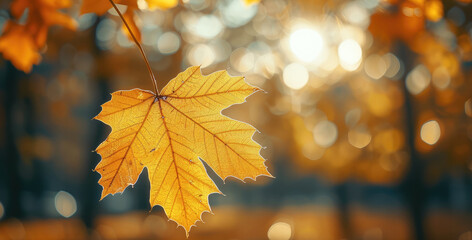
[0,0,77,72]
[80,0,178,42]
[0,0,179,73]
[0,0,262,73]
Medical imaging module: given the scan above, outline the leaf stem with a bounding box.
[108,0,159,94]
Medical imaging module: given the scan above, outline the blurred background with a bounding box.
[0,0,472,239]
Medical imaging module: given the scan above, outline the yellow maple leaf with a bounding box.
[94,66,272,234]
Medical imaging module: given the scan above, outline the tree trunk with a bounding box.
[334,182,351,239]
[3,63,24,219]
[397,43,427,240]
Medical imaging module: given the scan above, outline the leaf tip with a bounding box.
[265,171,275,179]
[99,192,108,201]
[257,87,268,94]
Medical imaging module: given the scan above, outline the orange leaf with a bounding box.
[80,0,137,15]
[80,0,112,15]
[80,0,179,42]
[146,0,179,10]
[0,22,41,73]
[81,0,142,42]
[94,66,272,235]
[424,0,443,22]
[11,0,77,33]
[122,7,142,43]
[0,0,77,72]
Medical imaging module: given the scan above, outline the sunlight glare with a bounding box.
[406,65,431,95]
[283,63,309,90]
[383,53,402,79]
[230,48,255,73]
[137,0,148,9]
[342,2,370,27]
[157,32,181,55]
[420,120,441,145]
[364,54,387,79]
[338,39,362,71]
[55,191,77,218]
[289,28,324,62]
[188,44,215,67]
[193,15,223,39]
[348,126,372,149]
[466,99,472,117]
[267,222,292,240]
[432,66,451,90]
[345,108,361,127]
[313,120,338,148]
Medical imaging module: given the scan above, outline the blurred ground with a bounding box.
[1,205,471,240]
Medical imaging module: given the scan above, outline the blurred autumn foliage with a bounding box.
[0,0,77,72]
[1,0,472,239]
